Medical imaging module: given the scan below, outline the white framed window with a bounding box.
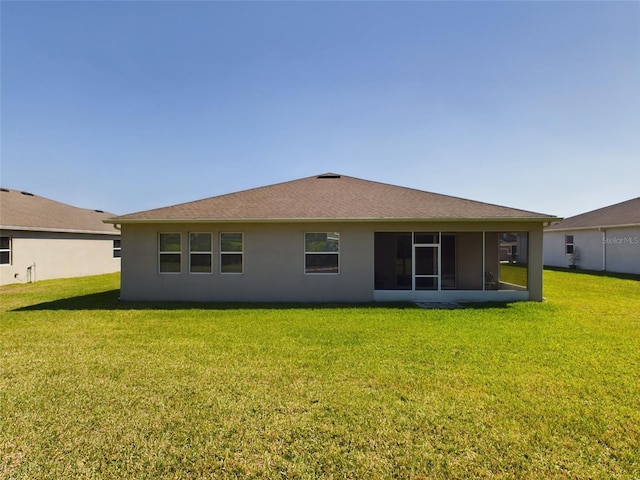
[220,233,243,274]
[159,233,181,273]
[305,232,339,274]
[565,235,574,255]
[190,233,213,274]
[0,236,11,265]
[113,239,121,258]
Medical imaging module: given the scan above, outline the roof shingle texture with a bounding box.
[0,188,119,234]
[546,197,640,230]
[111,174,554,222]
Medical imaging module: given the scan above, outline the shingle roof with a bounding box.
[0,188,119,234]
[108,173,555,223]
[546,197,640,231]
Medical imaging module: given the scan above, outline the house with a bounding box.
[0,188,120,285]
[105,173,557,303]
[543,197,640,275]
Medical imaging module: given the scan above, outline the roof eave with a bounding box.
[545,222,640,232]
[1,225,120,235]
[106,216,558,225]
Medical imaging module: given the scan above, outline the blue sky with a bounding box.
[1,1,638,218]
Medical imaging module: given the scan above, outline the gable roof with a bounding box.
[546,197,640,231]
[0,188,119,235]
[107,173,555,224]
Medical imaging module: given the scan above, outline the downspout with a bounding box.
[601,228,607,271]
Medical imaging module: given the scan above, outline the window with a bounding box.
[113,239,121,258]
[190,233,212,273]
[565,235,574,255]
[220,233,243,273]
[305,232,339,274]
[0,236,11,265]
[159,233,181,273]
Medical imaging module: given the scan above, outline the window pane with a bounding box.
[190,233,212,252]
[221,233,243,252]
[566,244,574,254]
[160,233,181,252]
[190,253,212,273]
[305,254,339,274]
[0,237,10,249]
[113,249,122,258]
[416,277,437,290]
[221,254,243,273]
[113,239,121,249]
[305,233,339,252]
[0,251,9,264]
[160,253,181,273]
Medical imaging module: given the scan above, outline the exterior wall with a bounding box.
[120,221,546,303]
[121,222,373,302]
[0,230,120,285]
[527,228,544,301]
[543,231,570,268]
[544,227,640,275]
[604,227,640,274]
[456,232,483,290]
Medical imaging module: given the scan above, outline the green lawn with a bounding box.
[1,271,639,479]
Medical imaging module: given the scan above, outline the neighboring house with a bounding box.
[0,188,121,285]
[106,173,557,303]
[543,197,640,275]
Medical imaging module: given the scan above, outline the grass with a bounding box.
[1,272,639,479]
[498,263,528,287]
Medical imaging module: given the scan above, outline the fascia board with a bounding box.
[0,225,120,235]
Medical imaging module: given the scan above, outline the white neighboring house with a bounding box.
[543,197,640,275]
[0,188,121,285]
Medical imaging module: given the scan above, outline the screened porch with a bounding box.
[373,231,530,302]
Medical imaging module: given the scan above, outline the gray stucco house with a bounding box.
[0,188,120,285]
[106,174,557,303]
[544,197,640,275]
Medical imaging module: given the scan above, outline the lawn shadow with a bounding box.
[544,266,640,281]
[14,290,420,311]
[14,291,514,311]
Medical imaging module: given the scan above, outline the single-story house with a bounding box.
[543,197,640,275]
[0,188,121,285]
[105,173,557,303]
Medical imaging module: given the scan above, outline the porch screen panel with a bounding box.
[497,232,528,289]
[441,234,456,289]
[374,233,411,290]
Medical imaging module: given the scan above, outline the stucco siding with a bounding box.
[603,227,640,274]
[121,223,374,302]
[543,232,569,268]
[0,230,120,285]
[120,221,545,302]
